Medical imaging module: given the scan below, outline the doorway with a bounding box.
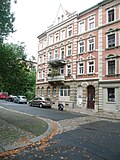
[87,85,95,109]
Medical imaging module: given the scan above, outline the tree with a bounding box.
[0,42,29,95]
[0,0,15,43]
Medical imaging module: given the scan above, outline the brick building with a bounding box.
[36,0,120,112]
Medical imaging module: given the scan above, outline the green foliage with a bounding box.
[0,0,15,42]
[0,43,36,97]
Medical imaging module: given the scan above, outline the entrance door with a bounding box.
[87,85,95,109]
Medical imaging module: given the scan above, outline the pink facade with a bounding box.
[36,0,120,112]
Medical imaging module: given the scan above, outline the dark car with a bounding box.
[6,96,17,102]
[29,96,52,108]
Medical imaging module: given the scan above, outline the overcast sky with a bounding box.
[8,0,102,59]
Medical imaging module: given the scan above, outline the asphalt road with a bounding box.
[0,100,120,160]
[0,100,84,121]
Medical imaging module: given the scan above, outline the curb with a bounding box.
[0,106,60,154]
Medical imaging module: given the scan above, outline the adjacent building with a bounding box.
[36,0,120,112]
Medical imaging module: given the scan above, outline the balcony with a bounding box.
[48,75,65,83]
[48,58,67,67]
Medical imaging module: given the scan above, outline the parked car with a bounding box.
[6,95,17,102]
[14,96,27,104]
[29,96,52,108]
[0,92,8,100]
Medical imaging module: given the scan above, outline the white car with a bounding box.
[14,96,27,104]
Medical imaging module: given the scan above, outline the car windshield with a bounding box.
[45,97,51,101]
[21,96,26,99]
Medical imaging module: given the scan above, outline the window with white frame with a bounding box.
[88,16,95,30]
[88,61,94,74]
[60,47,64,59]
[43,39,46,48]
[61,30,65,40]
[107,88,115,102]
[67,44,72,56]
[78,62,84,74]
[88,37,95,51]
[67,64,72,75]
[47,87,50,96]
[41,87,44,96]
[54,49,58,59]
[59,86,70,96]
[79,20,85,33]
[43,54,45,63]
[39,41,42,50]
[39,56,42,64]
[107,8,115,23]
[48,51,52,61]
[107,33,115,48]
[55,33,59,42]
[49,36,53,45]
[42,69,45,79]
[38,71,41,79]
[37,88,40,96]
[60,66,64,75]
[79,40,85,53]
[53,87,56,97]
[67,26,72,37]
[108,60,115,75]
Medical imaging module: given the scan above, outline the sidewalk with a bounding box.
[64,107,120,120]
[0,107,58,154]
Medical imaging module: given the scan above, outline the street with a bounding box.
[0,100,120,160]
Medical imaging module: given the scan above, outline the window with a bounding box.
[67,64,72,75]
[108,88,115,102]
[67,26,72,37]
[39,41,42,50]
[38,71,41,79]
[37,88,40,96]
[53,87,56,97]
[79,40,84,53]
[88,37,95,51]
[107,8,114,22]
[108,60,115,75]
[107,34,115,48]
[79,20,85,33]
[54,49,58,59]
[78,62,84,74]
[88,61,94,74]
[67,44,72,56]
[41,87,44,96]
[49,36,53,45]
[48,51,52,61]
[60,48,64,59]
[47,87,50,96]
[59,86,70,96]
[88,16,95,30]
[43,54,45,63]
[60,66,64,74]
[55,33,59,42]
[61,30,65,40]
[39,56,42,64]
[42,69,45,79]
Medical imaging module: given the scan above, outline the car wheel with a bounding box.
[39,103,43,108]
[29,102,32,106]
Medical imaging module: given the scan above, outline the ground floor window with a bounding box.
[59,86,70,96]
[108,88,115,102]
[53,87,56,97]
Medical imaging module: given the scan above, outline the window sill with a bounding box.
[105,46,120,50]
[105,74,120,77]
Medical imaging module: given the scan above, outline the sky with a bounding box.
[8,0,102,59]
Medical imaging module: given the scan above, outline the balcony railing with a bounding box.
[48,58,67,66]
[48,75,65,82]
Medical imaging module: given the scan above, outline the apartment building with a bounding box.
[36,0,120,112]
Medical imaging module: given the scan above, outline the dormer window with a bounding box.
[61,15,64,21]
[58,17,60,23]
